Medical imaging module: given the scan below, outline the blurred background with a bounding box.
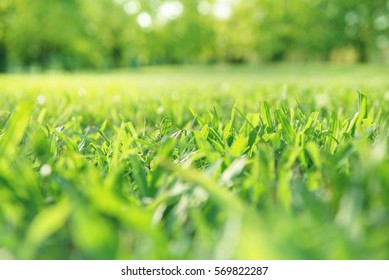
[0,0,389,72]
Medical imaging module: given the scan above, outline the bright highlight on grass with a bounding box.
[0,67,388,260]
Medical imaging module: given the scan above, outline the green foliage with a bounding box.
[1,0,389,70]
[0,65,388,259]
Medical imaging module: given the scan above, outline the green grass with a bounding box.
[0,65,388,259]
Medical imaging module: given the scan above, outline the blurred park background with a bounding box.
[1,0,389,72]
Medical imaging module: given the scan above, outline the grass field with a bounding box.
[0,64,388,259]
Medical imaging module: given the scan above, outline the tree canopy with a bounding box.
[1,0,388,71]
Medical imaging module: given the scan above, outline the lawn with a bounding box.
[0,64,388,259]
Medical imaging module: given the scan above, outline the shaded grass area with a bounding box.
[0,65,388,259]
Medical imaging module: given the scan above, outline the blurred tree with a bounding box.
[155,0,217,64]
[0,0,388,70]
[308,0,389,62]
[6,0,88,70]
[79,0,139,68]
[0,0,14,71]
[253,0,306,61]
[315,0,375,62]
[214,0,258,63]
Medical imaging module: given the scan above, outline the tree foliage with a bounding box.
[0,0,388,71]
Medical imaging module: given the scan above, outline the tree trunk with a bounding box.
[0,42,7,72]
[355,39,368,63]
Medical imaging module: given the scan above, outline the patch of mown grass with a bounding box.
[0,68,388,259]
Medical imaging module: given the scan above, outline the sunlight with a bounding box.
[156,1,184,25]
[213,0,233,20]
[137,12,152,29]
[197,1,211,15]
[123,0,141,15]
